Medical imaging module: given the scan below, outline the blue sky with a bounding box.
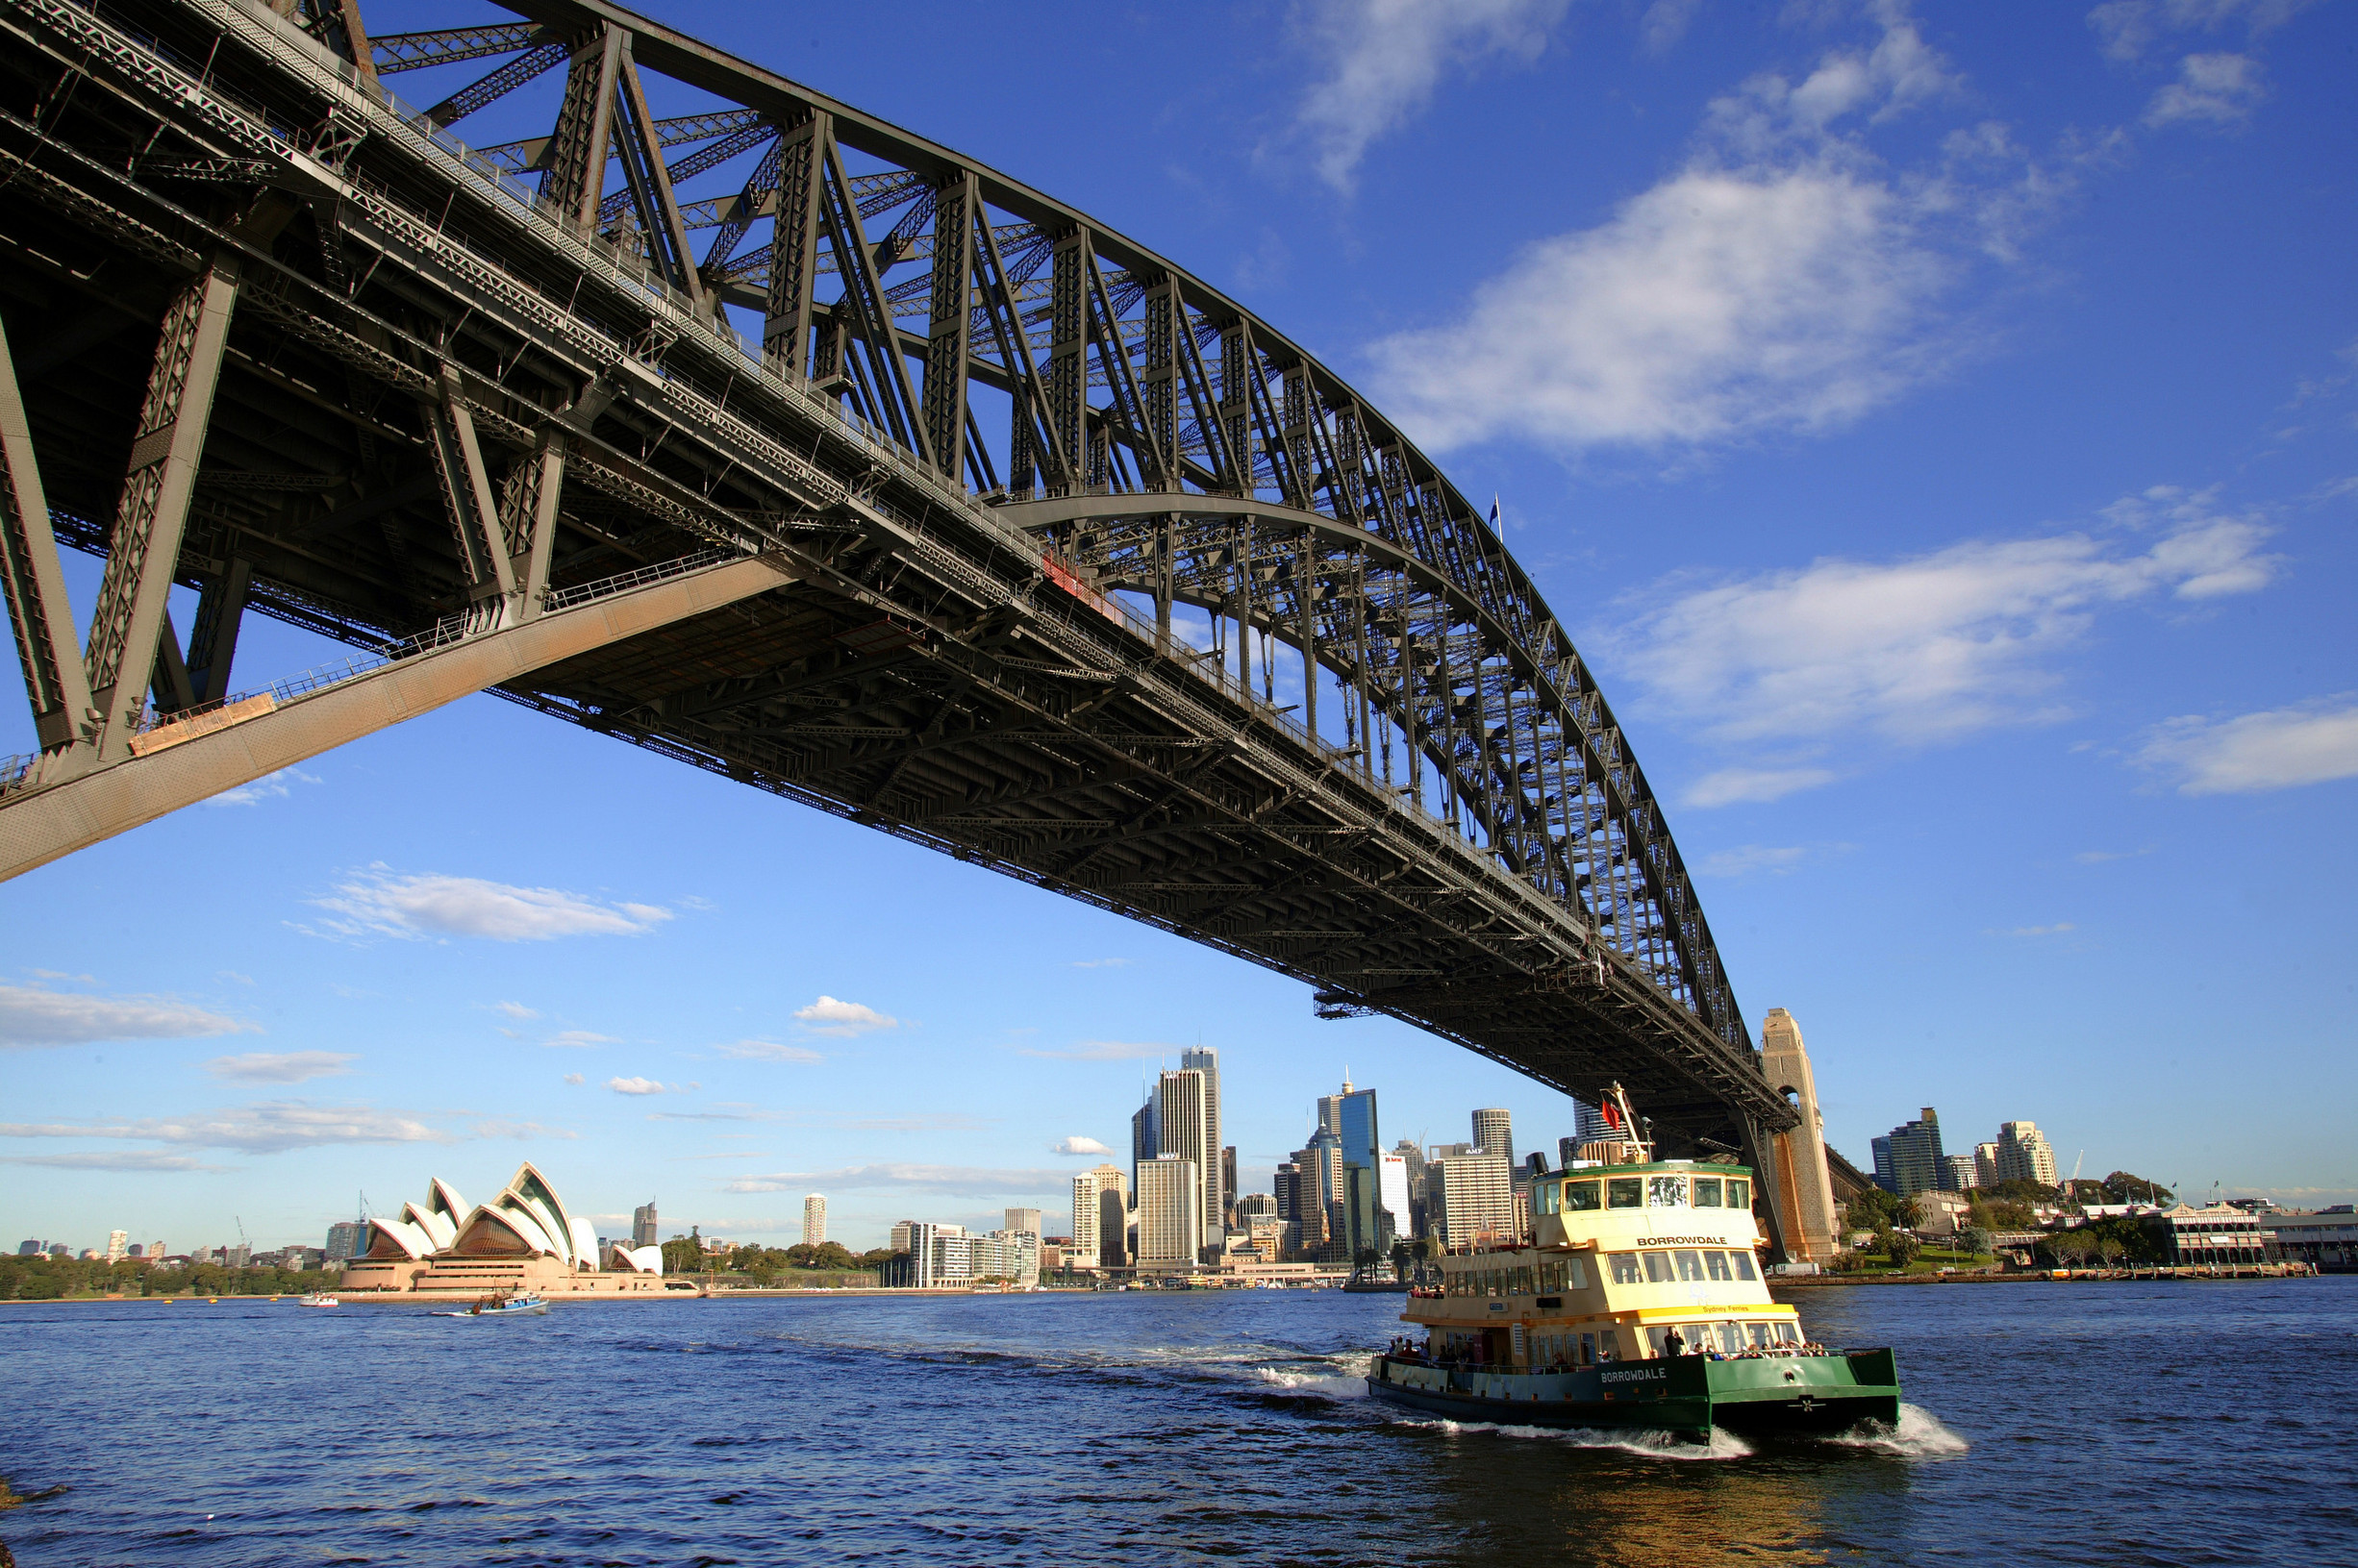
[5,0,2354,1251]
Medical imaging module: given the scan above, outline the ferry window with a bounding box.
[1566,1181,1601,1211]
[1647,1175,1689,1208]
[1747,1323,1771,1348]
[1692,1177,1723,1207]
[1565,1259,1589,1290]
[1539,1182,1561,1215]
[1731,1252,1758,1282]
[1516,1268,1534,1295]
[1579,1332,1596,1365]
[1643,1251,1672,1283]
[1609,1252,1643,1284]
[1673,1250,1706,1282]
[1718,1324,1745,1354]
[1705,1251,1733,1282]
[1607,1178,1643,1209]
[1725,1180,1749,1209]
[1777,1323,1800,1345]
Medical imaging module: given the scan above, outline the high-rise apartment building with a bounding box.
[149,1239,165,1260]
[1181,1047,1224,1219]
[1426,1143,1516,1250]
[1995,1122,2059,1186]
[632,1201,660,1249]
[1940,1154,1979,1191]
[1155,1067,1217,1255]
[1871,1108,1944,1197]
[1471,1108,1514,1163]
[1136,1155,1202,1270]
[106,1230,127,1263]
[1069,1165,1129,1269]
[324,1221,364,1261]
[802,1194,828,1247]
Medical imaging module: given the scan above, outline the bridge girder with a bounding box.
[0,0,1796,1187]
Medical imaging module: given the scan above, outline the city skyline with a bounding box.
[4,0,2352,1247]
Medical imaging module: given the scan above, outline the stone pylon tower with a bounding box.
[1759,1008,1842,1263]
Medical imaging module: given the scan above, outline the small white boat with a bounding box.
[435,1291,547,1318]
[299,1291,339,1307]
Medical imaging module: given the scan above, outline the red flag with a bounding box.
[1600,1100,1621,1131]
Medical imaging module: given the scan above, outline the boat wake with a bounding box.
[1400,1416,1756,1461]
[1244,1361,1369,1399]
[1821,1402,1969,1457]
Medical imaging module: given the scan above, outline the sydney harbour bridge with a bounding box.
[0,0,1809,1244]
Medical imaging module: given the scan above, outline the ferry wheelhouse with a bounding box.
[1368,1089,1901,1442]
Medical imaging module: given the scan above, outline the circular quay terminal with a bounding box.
[0,0,2348,1562]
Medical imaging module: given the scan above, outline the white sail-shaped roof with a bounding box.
[567,1216,599,1268]
[607,1242,662,1274]
[363,1215,432,1260]
[401,1200,458,1253]
[451,1202,553,1257]
[509,1163,578,1265]
[497,1189,567,1262]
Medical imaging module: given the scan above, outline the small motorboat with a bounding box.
[299,1291,339,1307]
[435,1290,547,1318]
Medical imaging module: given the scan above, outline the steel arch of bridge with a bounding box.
[0,0,1797,1178]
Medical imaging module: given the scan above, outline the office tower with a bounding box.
[1426,1144,1516,1250]
[106,1231,127,1263]
[15,1241,38,1257]
[1004,1207,1042,1236]
[1236,1192,1277,1221]
[1378,1152,1410,1241]
[1316,1083,1345,1137]
[1471,1108,1514,1163]
[1995,1122,2059,1186]
[633,1201,660,1249]
[802,1194,828,1247]
[1132,1094,1160,1194]
[1328,1079,1384,1259]
[1220,1147,1238,1229]
[1136,1155,1203,1269]
[1973,1141,2001,1186]
[1069,1172,1109,1268]
[1093,1164,1130,1267]
[1156,1067,1217,1254]
[1871,1108,1944,1197]
[1182,1047,1224,1218]
[1392,1139,1429,1237]
[1940,1154,1979,1191]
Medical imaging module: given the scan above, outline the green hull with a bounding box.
[1367,1351,1901,1443]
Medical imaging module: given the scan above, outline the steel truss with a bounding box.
[0,0,1797,1201]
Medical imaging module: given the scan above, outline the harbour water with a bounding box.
[2,1276,2350,1565]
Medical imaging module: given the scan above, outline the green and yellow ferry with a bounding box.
[1368,1089,1901,1443]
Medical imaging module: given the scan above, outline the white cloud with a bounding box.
[203,1050,357,1083]
[1695,845,1810,878]
[543,1030,619,1049]
[206,767,318,808]
[607,1076,668,1096]
[311,868,671,942]
[1292,0,1568,189]
[2136,698,2358,795]
[563,1072,586,1085]
[1016,1040,1172,1062]
[715,1039,826,1064]
[488,1001,539,1020]
[1611,506,2277,748]
[1051,1135,1116,1156]
[723,1163,1070,1197]
[1685,767,1839,809]
[1639,0,1700,54]
[2090,0,2317,62]
[792,996,897,1038]
[2143,52,2267,127]
[0,1101,460,1155]
[0,983,257,1048]
[0,1150,228,1173]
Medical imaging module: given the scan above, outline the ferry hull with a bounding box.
[1367,1351,1900,1443]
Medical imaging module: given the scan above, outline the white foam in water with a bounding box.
[1823,1402,1969,1457]
[1248,1362,1369,1399]
[1402,1417,1756,1460]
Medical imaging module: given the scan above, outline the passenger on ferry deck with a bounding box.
[1662,1328,1685,1357]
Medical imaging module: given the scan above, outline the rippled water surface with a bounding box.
[3,1276,2353,1565]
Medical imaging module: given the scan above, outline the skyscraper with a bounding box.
[1872,1108,1944,1197]
[323,1220,364,1261]
[1136,1155,1202,1270]
[1393,1139,1429,1237]
[1004,1207,1042,1236]
[1426,1143,1516,1250]
[1131,1094,1160,1194]
[1156,1067,1217,1255]
[1377,1152,1410,1242]
[1069,1166,1129,1269]
[632,1200,660,1249]
[1220,1147,1238,1229]
[1182,1046,1223,1219]
[106,1230,127,1263]
[1973,1141,2002,1186]
[1331,1079,1384,1259]
[1940,1154,1979,1190]
[1995,1122,2059,1185]
[1471,1108,1514,1163]
[802,1194,827,1247]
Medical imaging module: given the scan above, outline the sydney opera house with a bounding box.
[339,1162,679,1296]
